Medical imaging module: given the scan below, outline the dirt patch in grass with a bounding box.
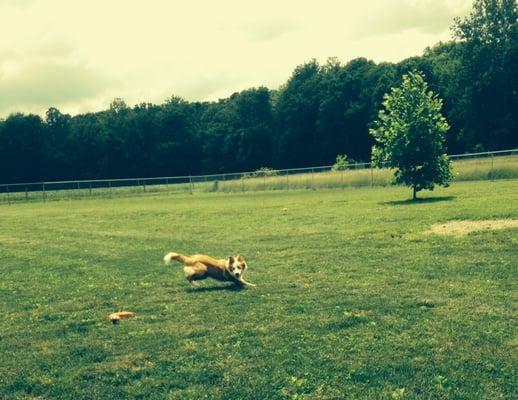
[428,219,518,236]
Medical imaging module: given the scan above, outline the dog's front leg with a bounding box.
[237,278,256,287]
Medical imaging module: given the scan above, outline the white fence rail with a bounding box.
[1,149,517,204]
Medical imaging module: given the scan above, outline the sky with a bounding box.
[0,0,473,118]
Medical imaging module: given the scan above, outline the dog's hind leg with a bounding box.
[184,266,198,286]
[184,265,207,287]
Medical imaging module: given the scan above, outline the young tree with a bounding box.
[370,71,452,200]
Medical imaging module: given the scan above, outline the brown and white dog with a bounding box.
[163,252,256,287]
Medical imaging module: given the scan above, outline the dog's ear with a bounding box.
[228,256,235,265]
[237,255,245,262]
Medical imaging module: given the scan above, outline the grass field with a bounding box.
[0,180,517,399]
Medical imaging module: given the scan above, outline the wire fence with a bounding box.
[1,149,517,204]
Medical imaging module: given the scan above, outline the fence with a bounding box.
[1,149,517,204]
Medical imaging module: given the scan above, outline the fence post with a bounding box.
[189,176,193,194]
[7,185,10,205]
[490,153,494,181]
[109,181,112,196]
[25,186,28,200]
[89,183,92,196]
[42,182,46,202]
[286,172,289,190]
[143,179,146,193]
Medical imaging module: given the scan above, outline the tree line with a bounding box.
[1,0,516,184]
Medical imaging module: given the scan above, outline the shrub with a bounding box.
[332,155,351,171]
[242,167,279,179]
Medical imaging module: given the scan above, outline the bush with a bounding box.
[242,167,279,179]
[332,155,351,171]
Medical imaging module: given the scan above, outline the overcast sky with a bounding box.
[0,0,473,118]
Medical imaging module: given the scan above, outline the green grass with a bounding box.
[0,181,517,399]
[1,153,517,204]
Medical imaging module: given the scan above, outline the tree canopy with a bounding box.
[452,0,518,151]
[0,0,516,184]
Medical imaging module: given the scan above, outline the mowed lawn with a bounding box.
[0,181,517,400]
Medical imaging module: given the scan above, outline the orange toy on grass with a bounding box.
[109,311,135,324]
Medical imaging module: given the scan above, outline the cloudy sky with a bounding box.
[0,0,473,118]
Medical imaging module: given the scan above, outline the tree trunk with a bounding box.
[413,186,417,200]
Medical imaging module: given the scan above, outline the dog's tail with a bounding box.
[163,252,187,265]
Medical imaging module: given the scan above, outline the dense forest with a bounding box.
[1,0,517,184]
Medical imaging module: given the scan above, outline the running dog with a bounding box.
[163,252,256,287]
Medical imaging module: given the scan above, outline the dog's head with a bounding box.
[227,255,247,280]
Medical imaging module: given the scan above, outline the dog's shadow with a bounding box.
[184,284,246,294]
